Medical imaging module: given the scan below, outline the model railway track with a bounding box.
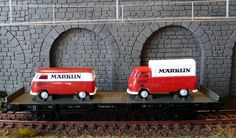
[0,111,32,120]
[196,109,236,120]
[1,110,236,136]
[0,119,236,136]
[1,119,236,127]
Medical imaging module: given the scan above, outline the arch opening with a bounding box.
[49,28,112,90]
[141,26,202,85]
[230,43,236,96]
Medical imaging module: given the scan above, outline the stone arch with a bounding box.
[0,27,25,94]
[224,28,236,57]
[40,24,119,90]
[141,25,201,82]
[40,24,119,63]
[131,22,211,85]
[230,44,236,96]
[225,28,236,96]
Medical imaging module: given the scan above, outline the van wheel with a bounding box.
[39,91,49,100]
[179,89,189,97]
[77,92,87,99]
[139,90,149,99]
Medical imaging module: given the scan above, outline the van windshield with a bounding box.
[130,71,135,77]
[135,72,150,79]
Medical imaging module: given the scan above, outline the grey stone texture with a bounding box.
[0,0,236,97]
[0,27,25,93]
[50,28,113,90]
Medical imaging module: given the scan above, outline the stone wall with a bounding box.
[0,0,236,97]
[50,28,113,90]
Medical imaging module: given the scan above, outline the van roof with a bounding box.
[36,67,94,73]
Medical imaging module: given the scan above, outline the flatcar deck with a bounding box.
[9,90,214,105]
[6,86,220,113]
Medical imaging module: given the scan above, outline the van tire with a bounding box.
[77,92,87,99]
[139,90,149,99]
[179,89,189,97]
[39,91,49,100]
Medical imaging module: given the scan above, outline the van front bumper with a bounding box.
[127,89,138,95]
[30,90,38,96]
[89,87,97,96]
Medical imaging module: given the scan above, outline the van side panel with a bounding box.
[31,81,95,95]
[31,68,97,96]
[151,76,197,93]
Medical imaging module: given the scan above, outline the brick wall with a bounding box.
[0,0,236,97]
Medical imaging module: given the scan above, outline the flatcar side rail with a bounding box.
[6,87,25,104]
[200,86,220,102]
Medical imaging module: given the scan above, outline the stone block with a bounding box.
[189,22,200,32]
[199,34,209,43]
[203,41,211,50]
[93,24,104,34]
[224,48,233,56]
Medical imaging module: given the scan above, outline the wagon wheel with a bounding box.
[77,92,87,99]
[179,89,189,97]
[39,90,49,100]
[139,89,149,99]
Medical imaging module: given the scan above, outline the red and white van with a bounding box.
[127,59,198,99]
[30,67,97,100]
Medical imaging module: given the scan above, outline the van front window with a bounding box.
[130,71,135,77]
[135,72,150,79]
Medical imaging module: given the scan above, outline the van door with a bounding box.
[136,72,151,92]
[47,74,73,94]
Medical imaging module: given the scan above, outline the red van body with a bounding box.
[127,59,198,98]
[30,68,97,99]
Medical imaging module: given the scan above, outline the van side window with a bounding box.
[136,72,150,79]
[39,75,48,79]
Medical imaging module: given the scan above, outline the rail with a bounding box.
[0,119,236,137]
[0,0,235,26]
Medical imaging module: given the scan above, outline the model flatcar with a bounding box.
[6,60,220,120]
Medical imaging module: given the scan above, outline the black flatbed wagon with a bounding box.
[5,86,220,120]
